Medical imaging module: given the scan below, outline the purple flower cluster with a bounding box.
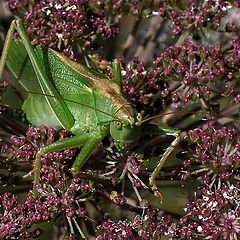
[3,125,76,161]
[181,124,240,184]
[96,202,175,240]
[0,126,95,238]
[0,178,90,239]
[0,192,48,239]
[122,40,240,118]
[171,124,240,239]
[6,0,119,56]
[156,0,240,35]
[181,184,240,239]
[7,0,239,58]
[103,150,146,205]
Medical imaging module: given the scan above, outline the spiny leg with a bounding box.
[33,130,107,197]
[149,133,181,201]
[34,133,89,195]
[0,21,16,79]
[71,131,106,174]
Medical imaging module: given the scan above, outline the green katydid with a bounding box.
[0,19,180,198]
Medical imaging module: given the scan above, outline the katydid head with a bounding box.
[110,110,142,151]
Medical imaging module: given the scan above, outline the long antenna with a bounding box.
[11,88,122,121]
[141,110,205,124]
[6,86,218,125]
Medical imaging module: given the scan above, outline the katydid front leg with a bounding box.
[149,134,181,201]
[143,124,181,201]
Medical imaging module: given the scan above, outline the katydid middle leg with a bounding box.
[33,128,108,196]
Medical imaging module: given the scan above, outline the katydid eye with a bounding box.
[114,121,122,129]
[136,113,142,122]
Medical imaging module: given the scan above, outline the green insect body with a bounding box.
[7,40,141,150]
[0,20,180,198]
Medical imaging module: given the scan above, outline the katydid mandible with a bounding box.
[0,20,181,198]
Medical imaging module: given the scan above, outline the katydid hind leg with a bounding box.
[0,21,16,80]
[15,20,74,130]
[33,129,108,196]
[1,20,74,129]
